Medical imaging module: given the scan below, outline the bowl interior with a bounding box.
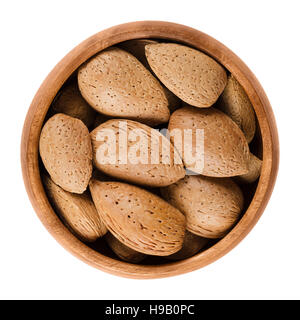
[41,38,263,266]
[22,21,278,278]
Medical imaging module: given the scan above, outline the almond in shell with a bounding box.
[90,119,185,187]
[39,113,93,193]
[145,43,227,108]
[105,232,146,263]
[89,180,186,256]
[78,47,170,126]
[118,39,181,112]
[168,106,250,177]
[161,175,244,238]
[217,74,256,143]
[118,39,157,70]
[235,153,262,184]
[166,231,208,260]
[43,175,107,242]
[51,81,96,127]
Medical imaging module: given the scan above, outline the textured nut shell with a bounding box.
[236,153,262,184]
[39,113,93,193]
[168,106,250,176]
[119,39,181,112]
[90,119,185,187]
[145,43,227,108]
[166,231,208,260]
[89,180,186,256]
[161,175,244,238]
[43,175,107,242]
[163,87,182,113]
[51,81,96,127]
[105,232,146,263]
[118,39,157,69]
[218,75,256,143]
[78,47,170,126]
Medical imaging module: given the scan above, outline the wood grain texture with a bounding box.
[21,21,279,279]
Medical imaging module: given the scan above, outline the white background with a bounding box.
[0,0,299,300]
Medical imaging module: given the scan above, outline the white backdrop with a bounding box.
[1,0,299,299]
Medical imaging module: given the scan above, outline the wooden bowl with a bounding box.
[21,21,279,279]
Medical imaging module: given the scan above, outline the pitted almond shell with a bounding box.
[105,232,146,263]
[51,81,96,128]
[118,39,157,70]
[39,113,93,193]
[89,180,186,256]
[168,106,250,177]
[166,231,209,260]
[118,39,181,112]
[236,153,262,184]
[161,175,244,238]
[78,47,170,126]
[217,74,256,143]
[43,175,107,242]
[90,119,185,187]
[145,43,227,108]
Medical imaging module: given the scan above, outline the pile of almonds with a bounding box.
[39,40,262,263]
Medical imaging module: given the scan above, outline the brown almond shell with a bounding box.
[145,43,227,108]
[217,74,256,143]
[89,180,186,256]
[39,113,93,194]
[51,81,96,128]
[105,232,146,263]
[161,175,244,238]
[168,106,250,177]
[118,39,181,112]
[235,153,262,184]
[78,47,170,126]
[166,231,209,260]
[43,175,107,242]
[90,119,185,187]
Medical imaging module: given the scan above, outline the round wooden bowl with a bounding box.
[21,21,279,279]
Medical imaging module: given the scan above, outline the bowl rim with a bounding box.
[21,21,279,279]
